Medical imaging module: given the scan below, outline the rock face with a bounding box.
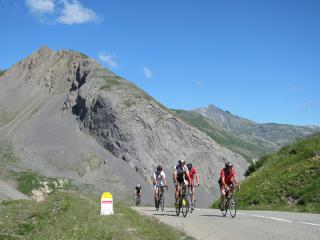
[0,47,249,206]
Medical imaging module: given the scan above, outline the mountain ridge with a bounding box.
[0,47,249,206]
[194,104,320,147]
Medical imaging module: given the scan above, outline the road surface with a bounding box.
[133,207,320,240]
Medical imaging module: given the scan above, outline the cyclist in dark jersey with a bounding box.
[173,160,190,205]
[135,184,142,200]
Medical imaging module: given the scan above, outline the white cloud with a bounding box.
[143,67,152,78]
[196,80,204,87]
[25,0,100,25]
[25,0,55,14]
[98,53,118,68]
[57,0,98,24]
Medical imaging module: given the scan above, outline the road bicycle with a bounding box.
[155,185,167,211]
[175,183,190,217]
[135,193,141,206]
[187,184,199,213]
[221,184,237,218]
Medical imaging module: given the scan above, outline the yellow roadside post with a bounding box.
[101,192,113,215]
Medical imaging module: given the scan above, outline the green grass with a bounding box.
[0,191,193,240]
[221,133,320,213]
[79,52,89,59]
[99,76,123,90]
[78,149,104,177]
[124,99,136,108]
[11,171,72,196]
[0,70,6,77]
[173,109,273,162]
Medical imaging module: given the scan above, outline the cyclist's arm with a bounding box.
[161,171,167,186]
[233,177,240,191]
[153,173,156,185]
[221,176,227,186]
[195,172,200,185]
[173,171,178,184]
[185,169,190,182]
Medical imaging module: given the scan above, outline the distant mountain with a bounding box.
[0,47,249,206]
[196,104,319,145]
[173,105,319,161]
[173,110,276,161]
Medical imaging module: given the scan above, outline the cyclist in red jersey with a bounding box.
[218,162,240,210]
[186,163,199,205]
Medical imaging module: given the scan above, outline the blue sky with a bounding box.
[0,0,319,126]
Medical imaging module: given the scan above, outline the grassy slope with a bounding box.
[0,142,192,239]
[173,109,273,161]
[0,70,6,77]
[0,191,193,240]
[235,133,320,213]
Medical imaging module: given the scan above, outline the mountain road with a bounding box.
[133,207,320,240]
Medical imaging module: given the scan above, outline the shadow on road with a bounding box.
[153,213,179,217]
[199,214,224,218]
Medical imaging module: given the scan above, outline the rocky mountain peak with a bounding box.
[5,47,98,95]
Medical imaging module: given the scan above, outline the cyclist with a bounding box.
[135,184,142,203]
[187,163,200,206]
[218,162,240,210]
[153,165,167,203]
[173,160,190,205]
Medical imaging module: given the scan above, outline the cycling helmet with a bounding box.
[187,163,193,171]
[225,162,233,169]
[136,184,141,187]
[157,165,162,171]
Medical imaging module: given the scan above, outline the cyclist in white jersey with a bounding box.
[153,165,167,203]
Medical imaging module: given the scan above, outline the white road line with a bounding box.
[238,213,320,227]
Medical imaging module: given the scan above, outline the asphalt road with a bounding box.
[133,207,320,240]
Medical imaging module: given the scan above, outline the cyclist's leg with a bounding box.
[229,184,235,198]
[184,179,189,189]
[175,182,179,205]
[191,181,195,203]
[160,182,164,195]
[220,184,226,210]
[153,184,158,201]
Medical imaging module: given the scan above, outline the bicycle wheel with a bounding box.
[187,193,192,213]
[229,196,237,218]
[160,194,164,211]
[155,197,159,211]
[175,201,180,216]
[136,196,140,206]
[221,199,227,217]
[181,197,188,217]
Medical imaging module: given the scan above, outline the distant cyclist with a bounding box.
[187,163,200,205]
[135,184,142,204]
[153,165,167,203]
[173,160,190,205]
[218,162,240,210]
